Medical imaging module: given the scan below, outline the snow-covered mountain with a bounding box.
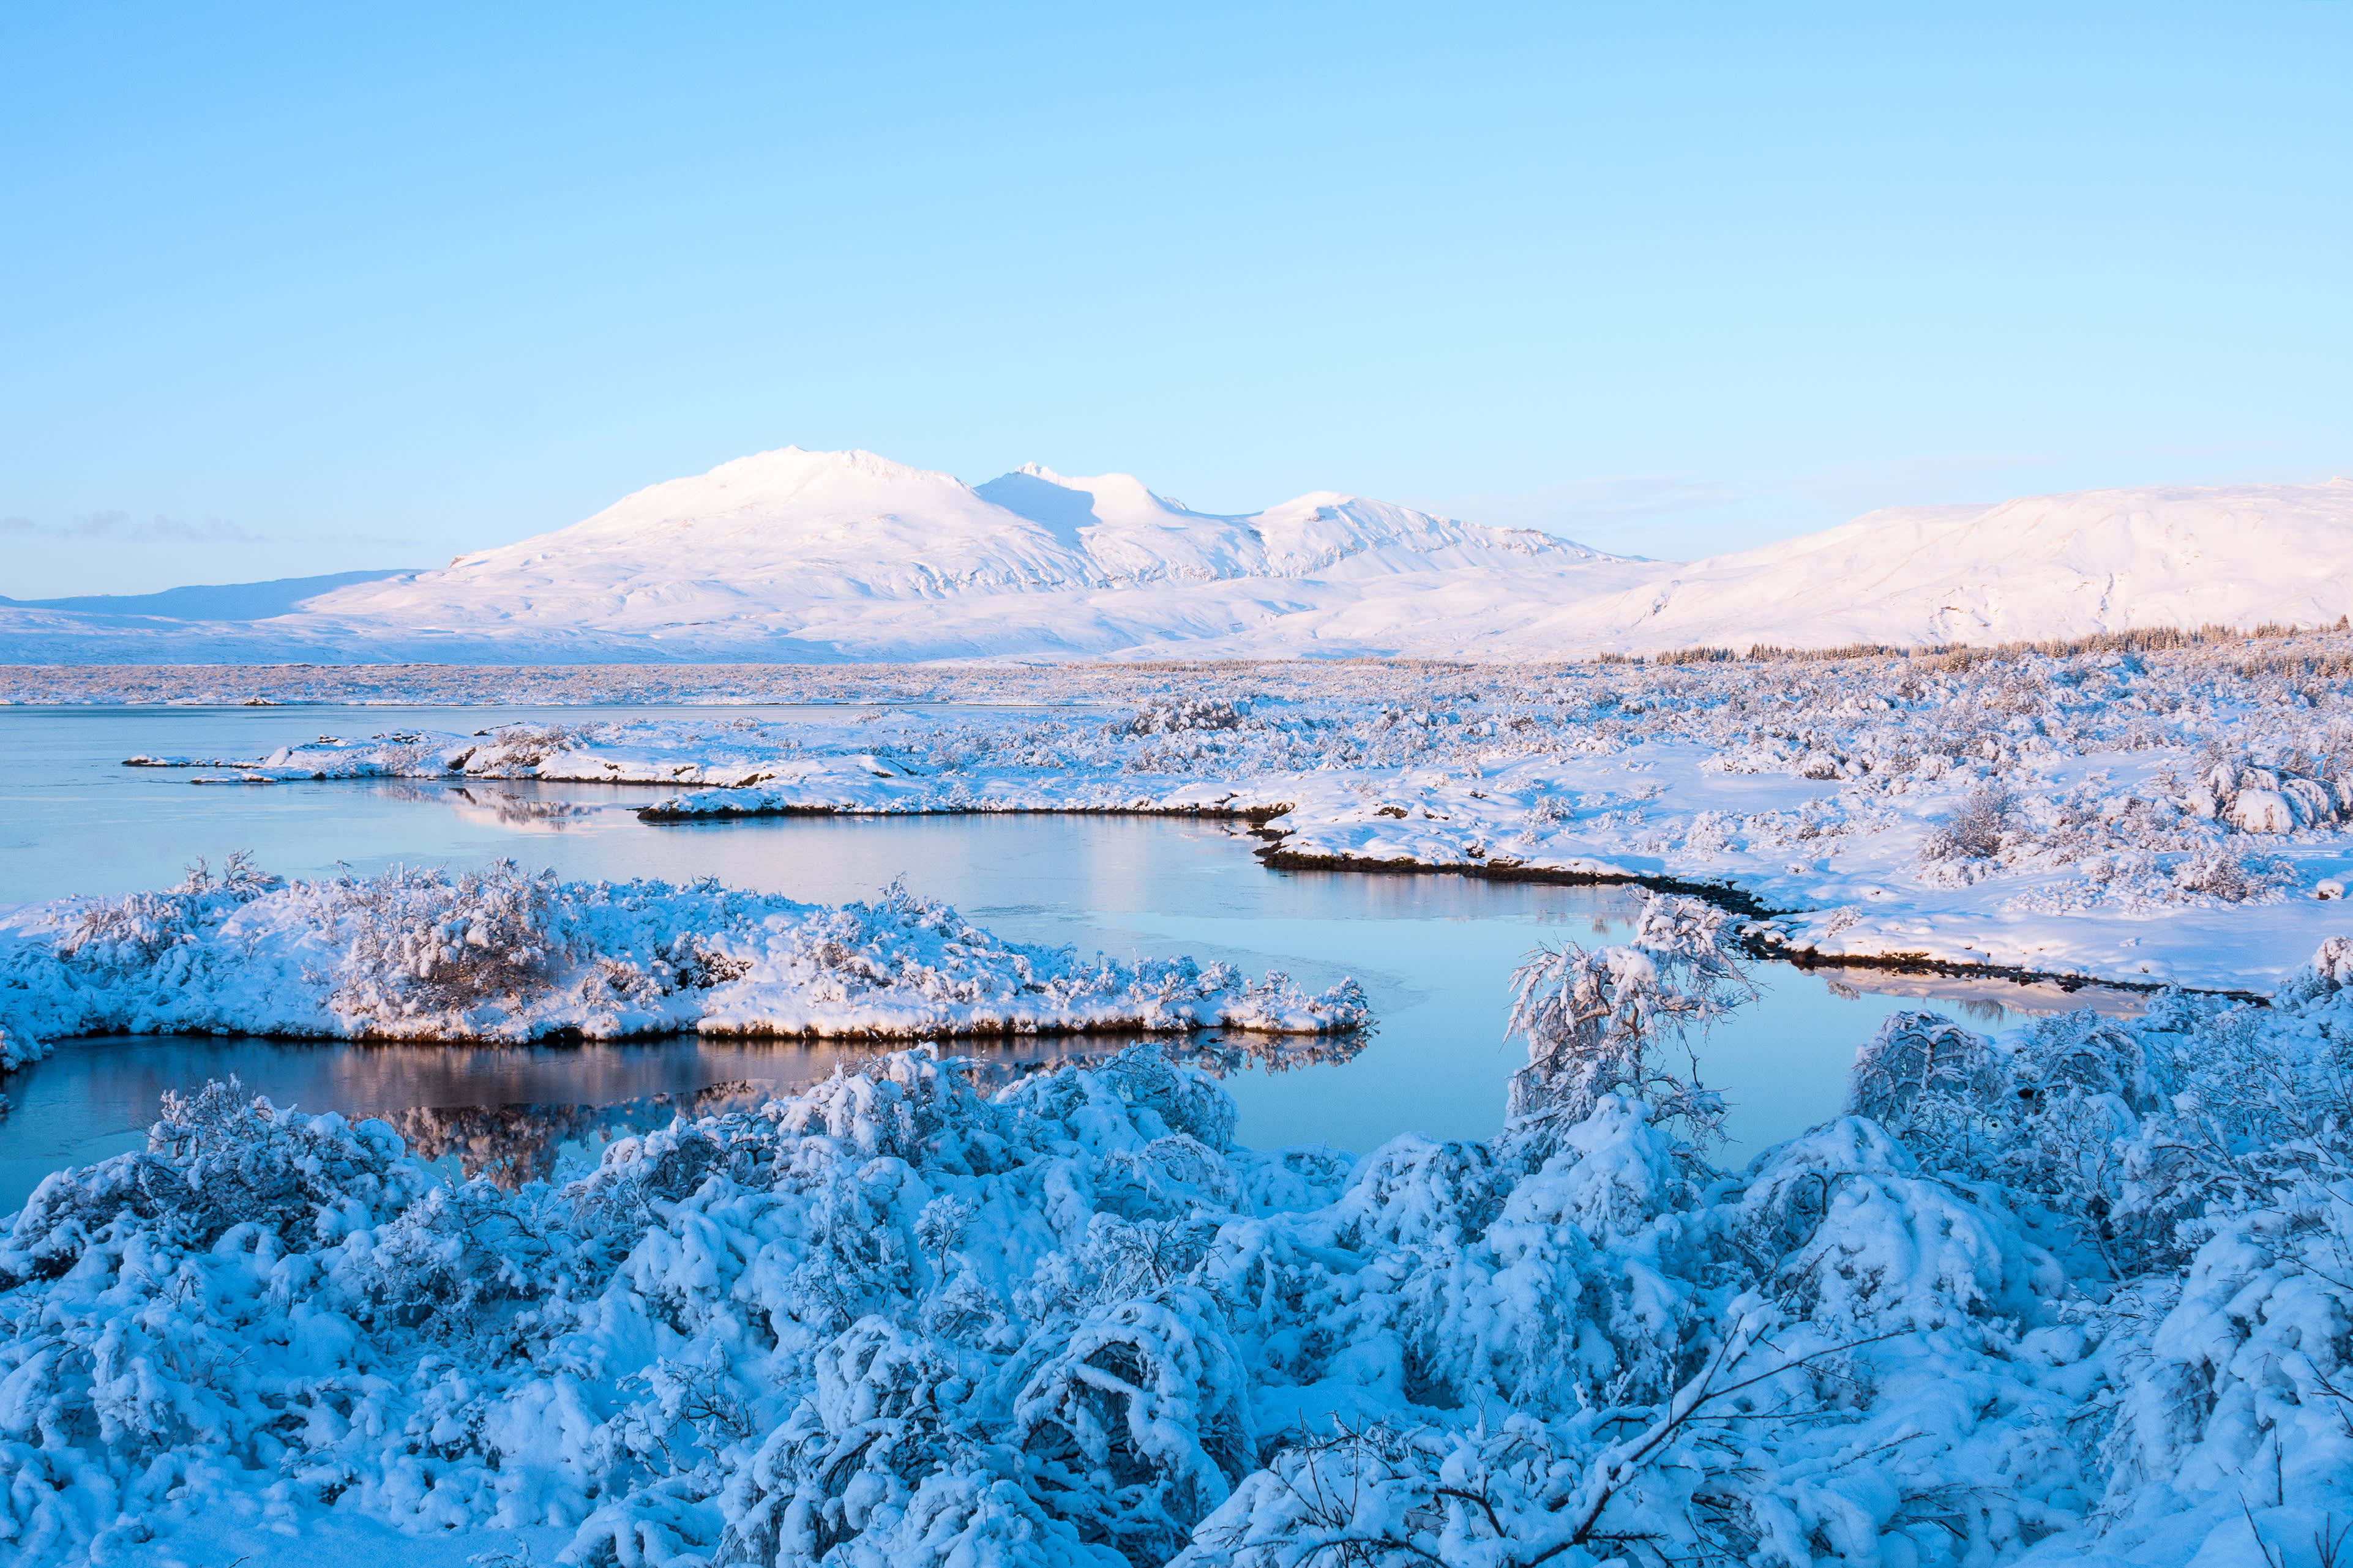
[1533,481,2353,653]
[355,446,1594,609]
[0,447,1648,663]
[3,448,2348,664]
[0,568,418,621]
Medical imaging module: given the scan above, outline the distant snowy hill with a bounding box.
[0,569,418,622]
[3,449,2348,665]
[1528,481,2353,653]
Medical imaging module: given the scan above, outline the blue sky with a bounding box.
[2,2,2347,595]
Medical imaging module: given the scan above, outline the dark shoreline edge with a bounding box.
[23,1015,1367,1051]
[1252,839,2265,1002]
[637,799,1289,824]
[641,795,2265,1002]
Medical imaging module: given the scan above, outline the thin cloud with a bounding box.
[0,511,266,543]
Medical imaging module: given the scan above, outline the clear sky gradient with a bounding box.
[2,2,2347,596]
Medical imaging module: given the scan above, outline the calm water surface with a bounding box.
[0,704,2141,1207]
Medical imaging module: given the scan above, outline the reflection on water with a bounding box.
[386,1083,773,1187]
[1816,969,2149,1020]
[1,703,2161,1212]
[0,1030,1369,1204]
[389,1031,1367,1189]
[405,782,606,829]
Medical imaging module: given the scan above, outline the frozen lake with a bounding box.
[0,703,2141,1206]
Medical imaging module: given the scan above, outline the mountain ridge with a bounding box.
[4,449,2347,665]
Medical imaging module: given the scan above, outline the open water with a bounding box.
[0,704,2144,1207]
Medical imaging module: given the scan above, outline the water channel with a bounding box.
[0,703,2144,1208]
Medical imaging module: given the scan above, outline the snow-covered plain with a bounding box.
[94,635,2353,993]
[4,446,2347,663]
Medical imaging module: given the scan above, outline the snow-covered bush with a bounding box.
[1113,700,1251,737]
[20,931,2353,1566]
[2183,753,2346,832]
[1919,784,2011,868]
[1503,893,1752,1143]
[329,859,567,1020]
[0,867,1367,1046]
[52,849,282,966]
[1847,1009,2005,1133]
[2167,843,2295,903]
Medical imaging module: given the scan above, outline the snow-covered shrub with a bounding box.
[2084,968,2353,1542]
[1011,1292,1254,1563]
[0,1077,425,1285]
[1503,893,1752,1143]
[2183,753,2346,832]
[1682,808,1738,856]
[1919,784,2012,867]
[52,849,282,966]
[1847,1009,2004,1132]
[1848,1004,2169,1278]
[0,1022,39,1072]
[1113,700,1251,738]
[328,859,566,1024]
[466,722,591,769]
[0,868,1367,1046]
[2167,843,2295,902]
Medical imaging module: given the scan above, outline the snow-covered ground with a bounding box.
[92,636,2353,993]
[6,643,2353,1564]
[6,903,2353,1568]
[2,446,2347,662]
